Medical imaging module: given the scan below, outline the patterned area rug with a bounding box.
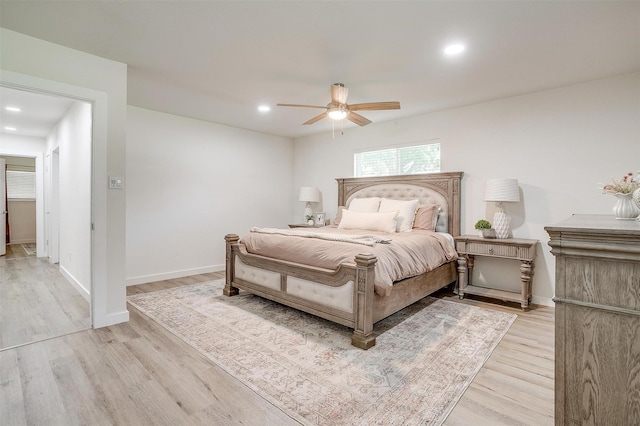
[128,280,516,425]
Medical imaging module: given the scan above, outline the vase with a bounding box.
[482,229,496,239]
[612,192,640,220]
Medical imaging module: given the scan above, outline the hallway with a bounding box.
[0,245,90,350]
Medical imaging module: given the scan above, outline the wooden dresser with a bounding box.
[545,214,640,425]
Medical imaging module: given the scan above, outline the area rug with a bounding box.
[128,280,516,425]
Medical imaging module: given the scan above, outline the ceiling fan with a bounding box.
[277,83,400,126]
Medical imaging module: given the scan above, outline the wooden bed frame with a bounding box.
[224,171,463,349]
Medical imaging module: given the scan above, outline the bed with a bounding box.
[224,171,463,349]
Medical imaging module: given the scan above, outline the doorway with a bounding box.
[1,155,37,252]
[0,86,92,350]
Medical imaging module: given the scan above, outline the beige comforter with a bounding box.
[240,226,457,297]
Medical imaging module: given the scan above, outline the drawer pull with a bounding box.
[488,247,494,254]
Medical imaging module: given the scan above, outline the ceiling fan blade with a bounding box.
[303,112,327,125]
[348,101,401,111]
[347,112,372,126]
[331,83,348,105]
[277,103,327,109]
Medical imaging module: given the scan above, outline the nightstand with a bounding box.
[454,235,538,310]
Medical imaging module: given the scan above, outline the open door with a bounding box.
[1,157,6,256]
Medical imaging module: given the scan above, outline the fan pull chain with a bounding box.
[331,120,345,138]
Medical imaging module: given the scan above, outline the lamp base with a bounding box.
[304,203,313,223]
[493,204,511,239]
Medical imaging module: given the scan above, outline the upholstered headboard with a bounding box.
[335,172,463,236]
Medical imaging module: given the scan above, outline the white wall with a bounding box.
[1,28,129,328]
[6,200,36,243]
[126,106,293,284]
[293,72,640,306]
[1,134,46,152]
[46,101,92,298]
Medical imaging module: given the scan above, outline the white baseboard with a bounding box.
[531,295,554,308]
[126,264,225,286]
[93,310,130,328]
[59,265,90,302]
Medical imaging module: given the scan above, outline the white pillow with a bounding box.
[379,198,419,232]
[338,209,398,233]
[348,197,381,212]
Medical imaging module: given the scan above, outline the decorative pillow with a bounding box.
[378,198,419,232]
[333,206,346,226]
[338,209,398,233]
[413,204,441,231]
[348,197,381,212]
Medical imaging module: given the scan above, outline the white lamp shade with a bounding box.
[484,179,520,203]
[299,187,320,202]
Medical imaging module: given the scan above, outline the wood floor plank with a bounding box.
[49,353,114,426]
[472,367,554,413]
[17,342,71,425]
[0,252,90,350]
[444,385,553,426]
[489,348,554,380]
[0,350,28,426]
[480,359,554,397]
[69,330,164,426]
[123,334,216,416]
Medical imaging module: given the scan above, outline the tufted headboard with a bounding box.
[335,172,463,236]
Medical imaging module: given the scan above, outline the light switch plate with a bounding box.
[109,176,124,189]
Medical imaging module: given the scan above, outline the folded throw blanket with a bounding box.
[250,227,392,247]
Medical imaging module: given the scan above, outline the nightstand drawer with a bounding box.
[464,242,516,257]
[455,237,537,261]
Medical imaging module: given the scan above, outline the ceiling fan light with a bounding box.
[444,43,465,56]
[327,109,348,120]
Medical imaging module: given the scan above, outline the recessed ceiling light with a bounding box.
[443,44,465,56]
[258,105,271,112]
[4,126,17,131]
[5,106,21,112]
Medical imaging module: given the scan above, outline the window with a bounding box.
[6,170,36,199]
[354,142,441,177]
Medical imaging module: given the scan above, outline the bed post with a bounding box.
[224,234,240,296]
[351,253,377,349]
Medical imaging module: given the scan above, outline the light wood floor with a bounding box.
[0,244,91,350]
[1,244,33,260]
[2,271,554,425]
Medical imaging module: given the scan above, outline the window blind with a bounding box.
[6,170,36,199]
[354,143,441,177]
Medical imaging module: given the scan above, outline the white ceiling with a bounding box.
[1,1,639,139]
[0,87,76,138]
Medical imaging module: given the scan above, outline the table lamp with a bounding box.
[484,178,520,239]
[299,187,320,223]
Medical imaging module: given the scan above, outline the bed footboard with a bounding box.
[224,234,379,349]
